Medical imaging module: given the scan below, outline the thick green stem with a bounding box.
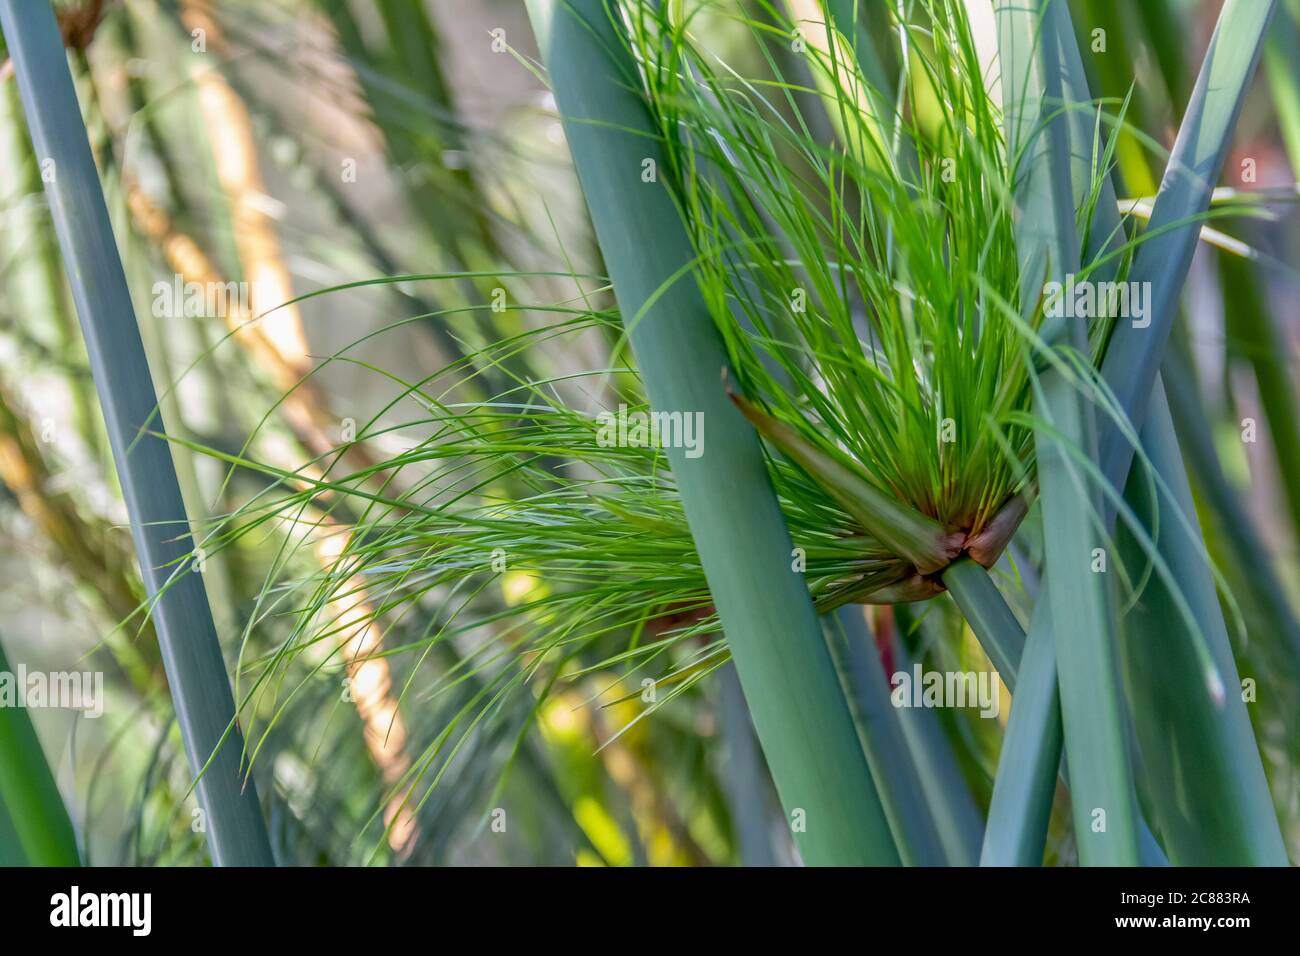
[530,0,898,865]
[941,558,1025,688]
[1004,0,1139,864]
[826,607,947,865]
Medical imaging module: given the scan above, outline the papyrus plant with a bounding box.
[103,0,1294,865]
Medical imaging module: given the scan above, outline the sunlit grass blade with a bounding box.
[0,0,273,866]
[0,638,80,866]
[529,0,899,865]
[825,0,898,94]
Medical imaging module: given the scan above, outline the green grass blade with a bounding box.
[826,607,948,865]
[0,792,28,866]
[1116,381,1289,864]
[1034,384,1139,866]
[531,0,899,865]
[0,639,80,866]
[0,0,273,866]
[1131,0,1191,106]
[823,0,900,127]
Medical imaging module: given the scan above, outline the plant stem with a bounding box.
[1116,381,1289,863]
[941,558,1025,688]
[826,607,947,865]
[0,0,274,866]
[979,601,1059,866]
[999,0,1139,864]
[530,0,900,864]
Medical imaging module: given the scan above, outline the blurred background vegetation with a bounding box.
[0,0,1297,865]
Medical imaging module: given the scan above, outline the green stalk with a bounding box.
[984,0,1279,867]
[1000,0,1139,865]
[0,0,274,866]
[717,666,780,866]
[823,0,899,127]
[940,559,1025,687]
[0,639,80,866]
[1097,0,1277,488]
[528,0,899,865]
[888,629,983,867]
[1162,352,1300,660]
[826,607,948,865]
[976,591,1176,865]
[0,792,28,866]
[979,613,1173,866]
[1263,0,1300,169]
[1218,251,1300,551]
[979,601,1059,865]
[1116,381,1288,864]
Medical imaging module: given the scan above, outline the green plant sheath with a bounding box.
[529,0,899,865]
